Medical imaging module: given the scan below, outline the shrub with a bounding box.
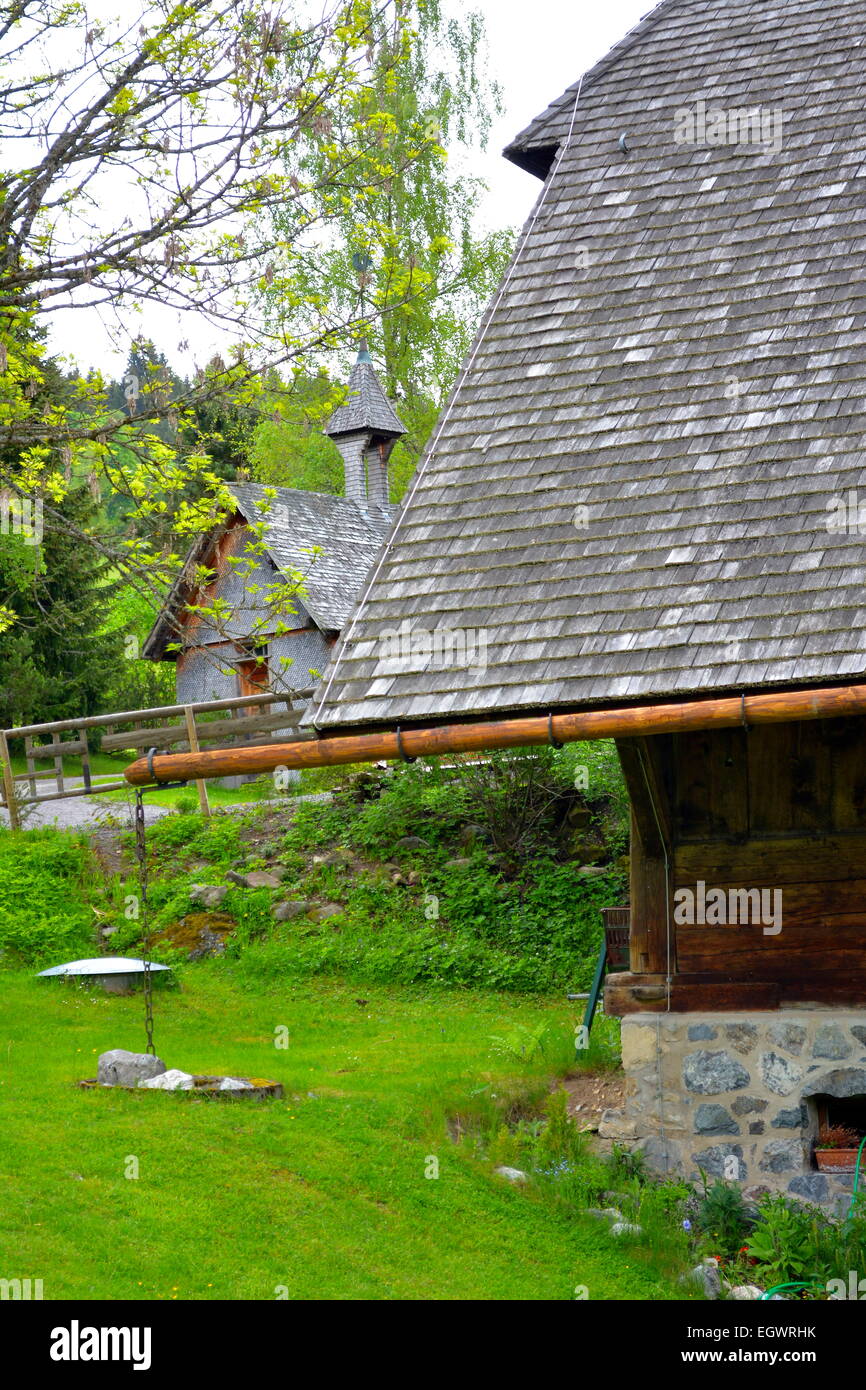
[0,828,96,964]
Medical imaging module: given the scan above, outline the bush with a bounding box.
[0,828,96,964]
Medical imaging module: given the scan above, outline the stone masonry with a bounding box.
[601,1010,866,1214]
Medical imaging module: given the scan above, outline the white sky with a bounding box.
[45,0,659,376]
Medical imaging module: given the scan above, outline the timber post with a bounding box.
[183,705,211,817]
[0,730,21,832]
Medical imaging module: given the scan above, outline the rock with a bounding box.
[760,1052,802,1096]
[802,1066,866,1100]
[694,1104,739,1136]
[851,1026,866,1047]
[767,1022,807,1055]
[459,824,489,846]
[311,851,350,867]
[577,865,608,877]
[749,1122,765,1135]
[681,1260,723,1299]
[813,1024,852,1061]
[610,1222,642,1237]
[730,1285,763,1300]
[226,870,247,886]
[743,1184,772,1203]
[272,900,310,922]
[787,1173,829,1203]
[771,1106,805,1129]
[732,1096,768,1116]
[725,1023,758,1055]
[218,1076,253,1091]
[189,884,228,908]
[493,1166,527,1184]
[309,903,344,922]
[242,870,284,890]
[98,1049,166,1087]
[598,1108,637,1140]
[759,1139,802,1174]
[683,1050,750,1095]
[393,836,431,852]
[688,1024,717,1041]
[138,1069,195,1091]
[690,1144,745,1181]
[444,858,473,870]
[635,1135,682,1174]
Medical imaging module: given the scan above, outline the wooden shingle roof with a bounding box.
[310,0,866,729]
[143,483,393,658]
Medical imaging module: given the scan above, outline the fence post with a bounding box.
[0,730,21,832]
[183,706,211,817]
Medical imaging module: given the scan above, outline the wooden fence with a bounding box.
[0,688,315,831]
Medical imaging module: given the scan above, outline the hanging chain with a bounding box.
[134,788,156,1056]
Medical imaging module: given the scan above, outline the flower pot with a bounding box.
[815,1148,860,1172]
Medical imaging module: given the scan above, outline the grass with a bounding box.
[0,967,683,1301]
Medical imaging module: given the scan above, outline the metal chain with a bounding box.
[134,788,156,1056]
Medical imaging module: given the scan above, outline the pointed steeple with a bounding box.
[325,341,405,507]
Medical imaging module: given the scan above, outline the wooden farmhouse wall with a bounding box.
[609,718,866,1013]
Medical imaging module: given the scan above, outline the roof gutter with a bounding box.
[124,681,866,786]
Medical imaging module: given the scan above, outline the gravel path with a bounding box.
[0,787,332,831]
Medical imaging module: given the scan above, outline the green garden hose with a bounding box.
[759,1138,866,1300]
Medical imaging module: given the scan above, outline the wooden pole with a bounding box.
[125,681,866,786]
[183,705,211,817]
[0,730,21,831]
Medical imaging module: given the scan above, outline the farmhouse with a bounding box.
[301,0,866,1208]
[143,344,403,702]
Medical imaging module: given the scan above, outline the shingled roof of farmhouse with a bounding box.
[143,482,393,658]
[309,0,866,730]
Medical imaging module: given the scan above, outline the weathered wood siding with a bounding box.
[610,719,866,1012]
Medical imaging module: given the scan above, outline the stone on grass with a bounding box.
[218,1077,253,1091]
[730,1285,763,1300]
[610,1221,642,1237]
[189,884,228,908]
[98,1049,166,1087]
[272,900,309,922]
[393,836,431,852]
[309,903,344,922]
[242,870,284,890]
[138,1068,195,1091]
[680,1260,723,1300]
[493,1166,527,1184]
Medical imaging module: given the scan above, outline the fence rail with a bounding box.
[0,687,315,830]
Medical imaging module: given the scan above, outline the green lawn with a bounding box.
[0,967,682,1301]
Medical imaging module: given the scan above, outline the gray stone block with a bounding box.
[760,1052,802,1096]
[813,1025,853,1061]
[787,1174,829,1204]
[98,1049,166,1087]
[725,1023,758,1055]
[684,1050,750,1095]
[688,1024,717,1041]
[759,1140,802,1174]
[771,1106,805,1130]
[767,1022,807,1055]
[695,1104,739,1136]
[732,1096,768,1116]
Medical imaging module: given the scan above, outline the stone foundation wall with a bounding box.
[603,1010,866,1214]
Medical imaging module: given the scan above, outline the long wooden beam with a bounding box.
[124,682,866,786]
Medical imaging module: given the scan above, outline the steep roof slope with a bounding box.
[310,0,866,729]
[143,483,393,657]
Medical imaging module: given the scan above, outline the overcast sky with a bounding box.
[46,1,659,375]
